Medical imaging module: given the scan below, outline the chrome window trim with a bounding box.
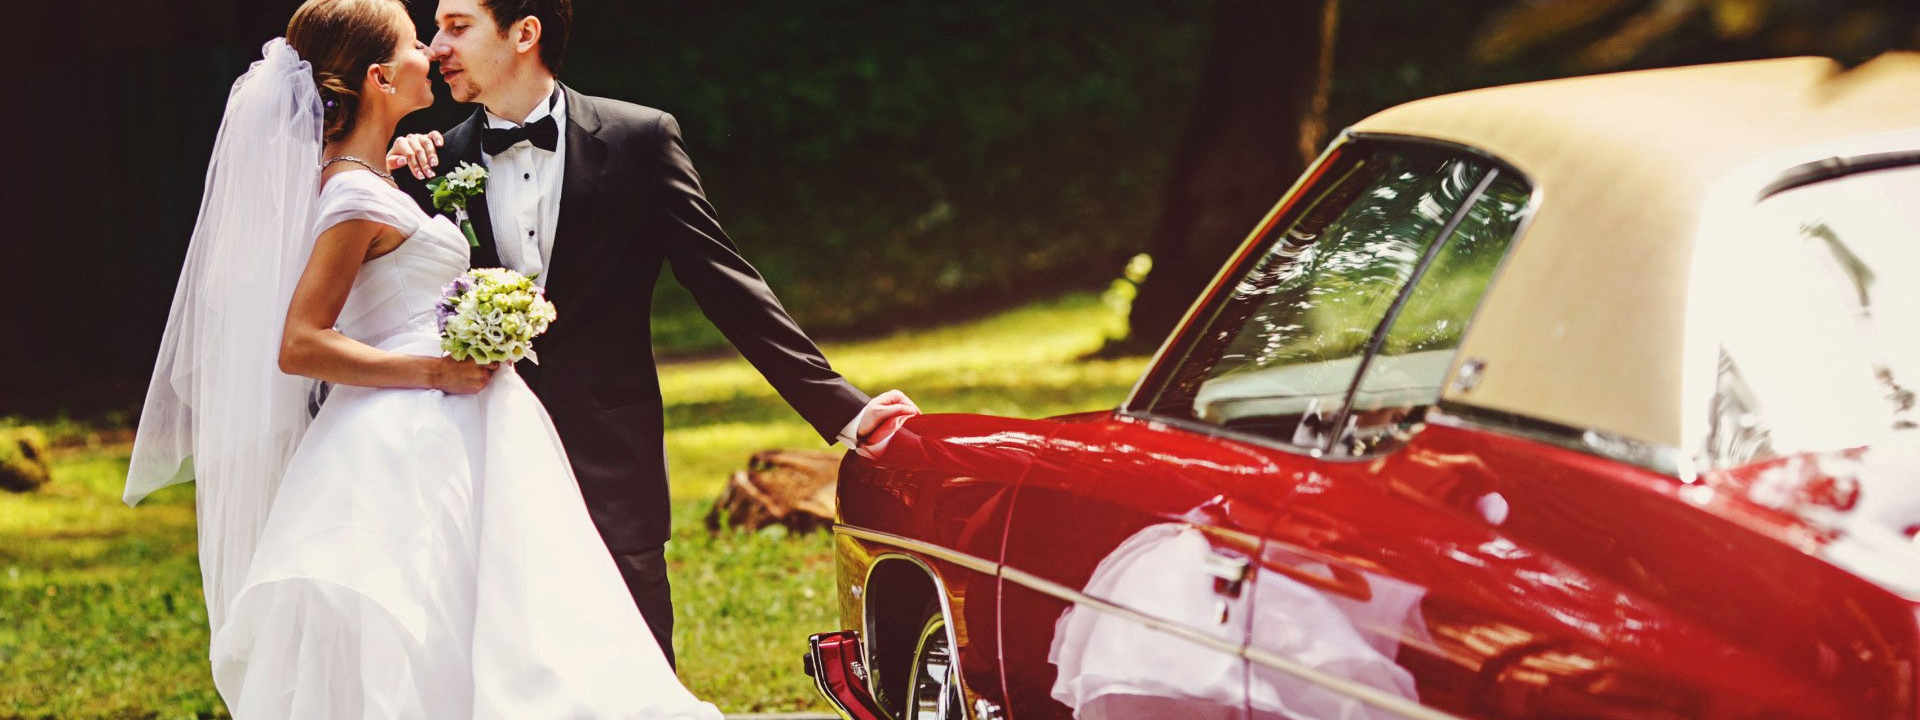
[1122,134,1540,464]
[1126,132,1537,416]
[835,524,1472,720]
[1318,167,1506,454]
[1333,154,1545,462]
[1428,403,1682,477]
[1121,132,1358,414]
[1110,407,1358,463]
[1761,148,1920,198]
[1115,400,1686,477]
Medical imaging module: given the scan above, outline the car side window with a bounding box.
[1147,144,1498,451]
[1334,172,1532,456]
[1704,165,1920,467]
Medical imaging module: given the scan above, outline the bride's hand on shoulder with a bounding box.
[387,131,444,180]
[426,357,497,394]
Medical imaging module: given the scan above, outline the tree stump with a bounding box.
[706,448,843,534]
[0,427,52,493]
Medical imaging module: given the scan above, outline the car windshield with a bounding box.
[1144,141,1531,456]
[1705,164,1920,467]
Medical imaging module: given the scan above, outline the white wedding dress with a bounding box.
[206,170,721,720]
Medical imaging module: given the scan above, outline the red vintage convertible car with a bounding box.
[806,54,1920,720]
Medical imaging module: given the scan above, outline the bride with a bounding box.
[123,1,721,717]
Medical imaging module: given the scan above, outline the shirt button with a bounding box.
[527,230,535,237]
[523,173,531,180]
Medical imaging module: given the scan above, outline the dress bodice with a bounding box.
[314,171,471,353]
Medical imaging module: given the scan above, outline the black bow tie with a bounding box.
[482,114,559,154]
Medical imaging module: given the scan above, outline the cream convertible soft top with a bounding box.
[1347,53,1920,454]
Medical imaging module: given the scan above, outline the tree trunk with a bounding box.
[705,448,844,534]
[1121,0,1340,353]
[0,427,52,493]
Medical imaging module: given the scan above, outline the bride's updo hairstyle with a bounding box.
[287,0,410,142]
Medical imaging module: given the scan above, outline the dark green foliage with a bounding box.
[550,0,1214,350]
[8,2,1214,410]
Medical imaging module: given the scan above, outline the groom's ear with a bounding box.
[511,16,543,59]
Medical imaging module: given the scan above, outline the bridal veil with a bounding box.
[125,39,324,638]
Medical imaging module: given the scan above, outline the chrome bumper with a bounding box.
[804,631,889,720]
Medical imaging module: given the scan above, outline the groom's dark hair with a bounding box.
[481,0,572,76]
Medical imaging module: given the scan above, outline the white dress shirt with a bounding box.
[482,90,566,286]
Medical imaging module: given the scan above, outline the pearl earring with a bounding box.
[387,85,397,95]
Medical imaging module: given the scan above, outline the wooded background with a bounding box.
[5,0,1913,417]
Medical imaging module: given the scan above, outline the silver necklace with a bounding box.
[319,155,395,182]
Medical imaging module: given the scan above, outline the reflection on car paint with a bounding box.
[1702,443,1920,599]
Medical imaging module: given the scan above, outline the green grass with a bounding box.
[0,452,210,719]
[0,291,1149,717]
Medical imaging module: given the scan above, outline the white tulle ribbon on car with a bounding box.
[124,38,325,639]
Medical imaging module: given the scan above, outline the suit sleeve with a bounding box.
[649,112,871,443]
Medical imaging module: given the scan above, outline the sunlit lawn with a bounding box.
[0,291,1149,718]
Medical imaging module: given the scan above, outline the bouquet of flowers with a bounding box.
[437,268,557,364]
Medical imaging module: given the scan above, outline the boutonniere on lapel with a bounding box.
[427,161,489,247]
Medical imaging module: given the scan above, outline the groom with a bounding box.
[395,0,916,667]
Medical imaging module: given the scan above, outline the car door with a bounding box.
[994,139,1510,720]
[995,412,1294,720]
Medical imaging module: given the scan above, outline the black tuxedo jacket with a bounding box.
[401,86,869,552]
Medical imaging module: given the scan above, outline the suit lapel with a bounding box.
[544,85,606,309]
[448,109,502,269]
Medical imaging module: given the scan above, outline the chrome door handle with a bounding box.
[1203,552,1251,597]
[1204,552,1252,625]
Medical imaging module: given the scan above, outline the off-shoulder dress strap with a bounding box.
[314,170,422,238]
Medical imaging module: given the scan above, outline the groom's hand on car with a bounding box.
[425,357,497,395]
[388,131,444,180]
[854,390,920,459]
